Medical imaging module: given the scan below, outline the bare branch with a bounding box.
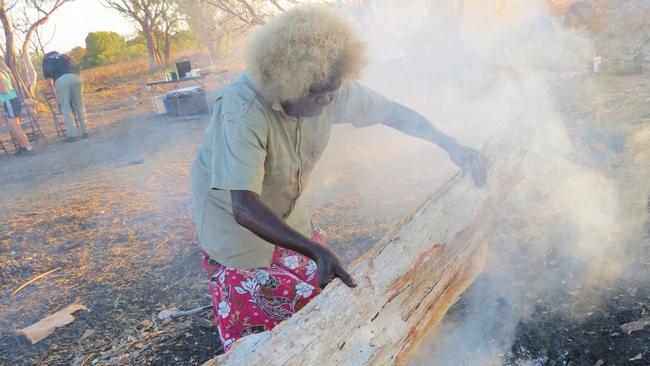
[21,0,71,56]
[102,0,178,68]
[269,0,285,12]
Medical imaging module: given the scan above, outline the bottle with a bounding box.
[593,54,602,73]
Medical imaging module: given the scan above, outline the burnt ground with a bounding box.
[406,69,650,366]
[508,281,650,365]
[502,75,650,365]
[449,73,650,366]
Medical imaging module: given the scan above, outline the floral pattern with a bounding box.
[255,270,270,285]
[282,255,300,270]
[295,282,314,298]
[305,260,317,282]
[217,301,230,319]
[201,229,326,353]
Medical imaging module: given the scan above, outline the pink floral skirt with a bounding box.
[201,230,325,352]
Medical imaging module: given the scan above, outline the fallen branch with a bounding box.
[11,267,60,297]
[157,304,213,320]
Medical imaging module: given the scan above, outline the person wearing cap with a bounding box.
[0,68,33,155]
[42,51,90,142]
[191,5,487,352]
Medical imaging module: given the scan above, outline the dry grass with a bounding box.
[82,59,150,91]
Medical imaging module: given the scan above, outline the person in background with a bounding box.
[0,68,33,155]
[191,5,487,352]
[42,51,89,142]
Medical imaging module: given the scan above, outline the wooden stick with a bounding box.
[11,267,60,297]
[157,304,213,320]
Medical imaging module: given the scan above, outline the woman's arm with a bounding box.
[383,103,487,186]
[231,190,356,289]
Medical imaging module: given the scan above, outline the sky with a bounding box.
[40,0,137,53]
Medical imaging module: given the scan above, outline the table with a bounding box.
[145,69,228,119]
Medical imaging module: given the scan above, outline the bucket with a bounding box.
[154,95,167,114]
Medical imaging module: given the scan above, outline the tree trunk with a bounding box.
[20,17,51,99]
[0,0,63,99]
[0,1,15,69]
[163,33,170,66]
[12,57,32,99]
[0,2,24,97]
[143,29,161,70]
[20,51,37,99]
[204,137,524,366]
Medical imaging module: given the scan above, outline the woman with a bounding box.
[191,5,486,352]
[0,68,33,155]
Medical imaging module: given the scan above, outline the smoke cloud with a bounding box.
[312,0,649,364]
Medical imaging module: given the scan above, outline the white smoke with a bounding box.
[320,0,646,365]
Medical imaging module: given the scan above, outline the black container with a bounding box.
[176,60,191,79]
[164,87,208,116]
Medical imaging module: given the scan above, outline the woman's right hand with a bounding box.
[229,190,357,290]
[313,245,357,289]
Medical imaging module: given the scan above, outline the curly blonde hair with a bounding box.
[246,5,367,103]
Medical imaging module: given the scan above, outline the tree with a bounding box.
[154,1,181,65]
[177,0,302,65]
[0,0,72,98]
[102,0,180,69]
[169,29,196,54]
[29,23,55,56]
[124,33,148,60]
[202,0,273,27]
[83,31,125,67]
[66,46,86,67]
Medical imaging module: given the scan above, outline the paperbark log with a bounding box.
[206,138,523,366]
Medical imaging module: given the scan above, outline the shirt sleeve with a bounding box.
[332,81,395,128]
[209,113,267,194]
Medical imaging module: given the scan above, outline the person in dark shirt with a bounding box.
[42,51,89,142]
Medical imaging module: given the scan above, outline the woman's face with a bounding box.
[283,76,342,118]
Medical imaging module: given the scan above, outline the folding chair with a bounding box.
[0,122,11,156]
[1,103,45,153]
[8,100,47,149]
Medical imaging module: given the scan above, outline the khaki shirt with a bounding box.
[191,74,394,269]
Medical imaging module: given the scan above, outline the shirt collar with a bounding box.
[271,102,284,112]
[242,73,295,119]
